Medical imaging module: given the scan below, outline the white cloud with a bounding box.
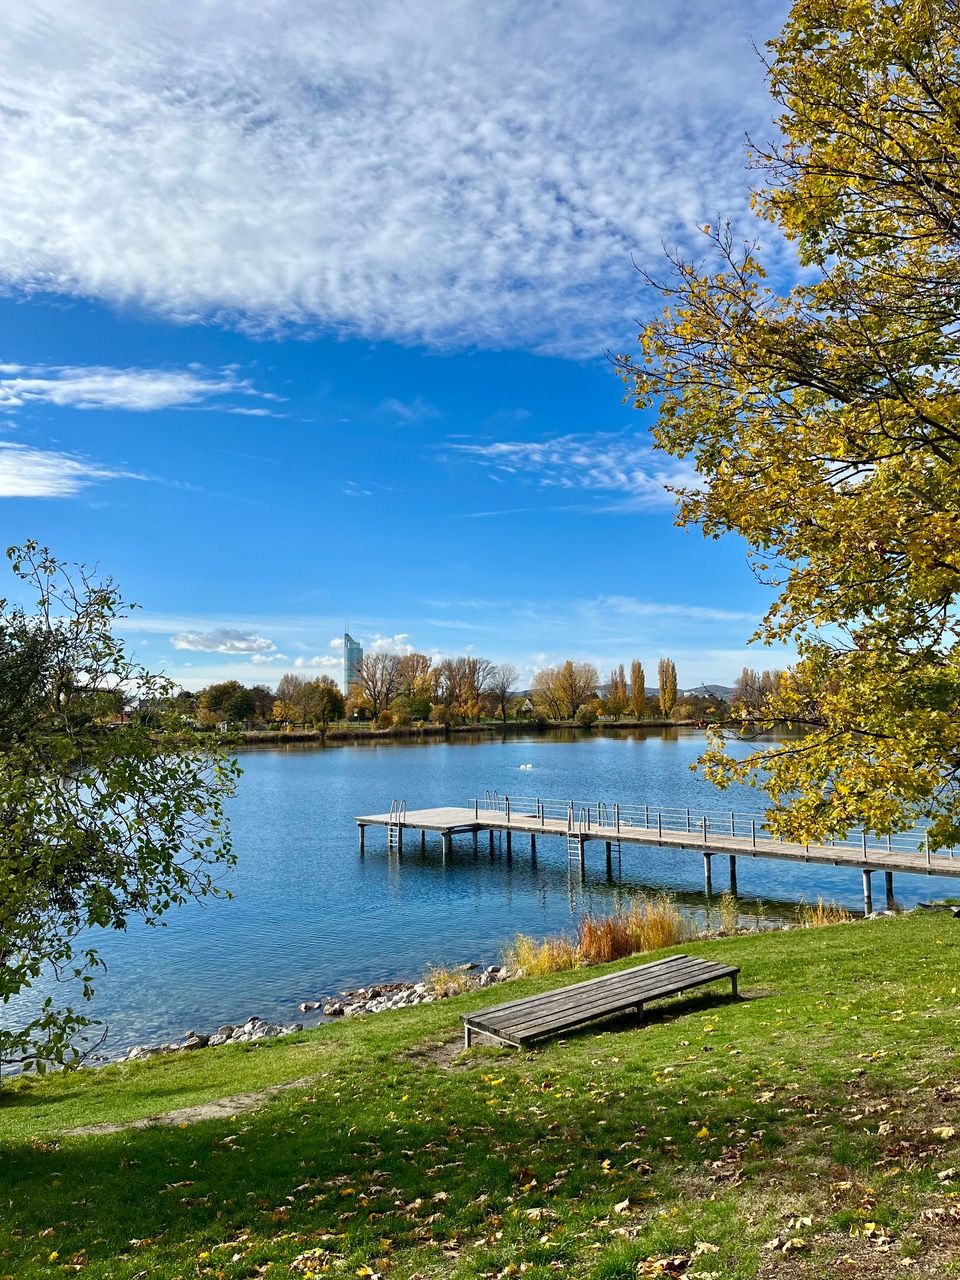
[366,633,415,655]
[170,628,277,654]
[0,441,140,497]
[0,1,786,355]
[293,655,341,671]
[0,363,273,413]
[453,433,698,509]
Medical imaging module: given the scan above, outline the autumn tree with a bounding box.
[658,658,677,718]
[0,543,237,1070]
[435,656,494,722]
[733,667,784,713]
[489,663,519,724]
[303,676,345,733]
[606,664,628,719]
[531,666,565,720]
[354,652,403,718]
[275,672,308,726]
[618,0,960,848]
[629,659,646,719]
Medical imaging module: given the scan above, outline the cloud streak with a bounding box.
[0,441,141,497]
[0,363,274,413]
[0,1,786,354]
[452,433,698,509]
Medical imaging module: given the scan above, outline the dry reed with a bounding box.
[502,932,580,976]
[715,891,740,935]
[798,897,853,927]
[577,895,691,964]
[424,965,475,997]
[502,895,692,976]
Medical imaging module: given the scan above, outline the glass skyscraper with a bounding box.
[343,631,363,695]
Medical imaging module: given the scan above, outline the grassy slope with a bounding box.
[4,914,960,1278]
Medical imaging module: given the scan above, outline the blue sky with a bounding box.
[0,0,794,691]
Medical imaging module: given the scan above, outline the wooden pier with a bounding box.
[356,795,960,913]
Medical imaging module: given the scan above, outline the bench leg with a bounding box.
[464,1024,473,1049]
[731,974,738,999]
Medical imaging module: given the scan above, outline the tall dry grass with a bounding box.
[503,895,693,976]
[424,965,476,996]
[798,897,853,927]
[578,895,692,964]
[502,933,579,976]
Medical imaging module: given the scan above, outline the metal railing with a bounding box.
[470,793,949,864]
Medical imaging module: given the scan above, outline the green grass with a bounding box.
[4,913,960,1277]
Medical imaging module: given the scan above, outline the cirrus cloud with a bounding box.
[0,441,142,497]
[452,433,699,510]
[0,363,275,413]
[0,1,786,355]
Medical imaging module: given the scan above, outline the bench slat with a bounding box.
[463,954,739,1047]
[469,954,708,1018]
[470,956,732,1024]
[478,968,735,1034]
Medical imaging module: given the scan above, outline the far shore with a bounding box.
[213,716,697,748]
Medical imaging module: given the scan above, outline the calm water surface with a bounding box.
[8,729,957,1058]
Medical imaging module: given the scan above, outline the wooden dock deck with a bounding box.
[356,795,960,913]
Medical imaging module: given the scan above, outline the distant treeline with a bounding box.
[160,652,752,733]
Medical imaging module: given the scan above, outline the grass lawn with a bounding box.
[4,912,960,1278]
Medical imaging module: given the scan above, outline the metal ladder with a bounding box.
[567,805,589,862]
[387,799,406,853]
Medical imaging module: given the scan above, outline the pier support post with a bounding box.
[704,854,713,897]
[862,868,873,915]
[605,840,613,880]
[489,829,495,858]
[420,829,426,853]
[358,824,365,855]
[505,830,513,861]
[472,829,478,854]
[884,871,895,911]
[397,827,403,856]
[579,838,586,878]
[442,830,452,860]
[530,834,537,859]
[728,855,738,895]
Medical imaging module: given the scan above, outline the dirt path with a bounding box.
[63,1076,314,1136]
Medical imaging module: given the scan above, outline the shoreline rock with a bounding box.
[120,964,515,1064]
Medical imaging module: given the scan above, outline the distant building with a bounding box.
[343,631,363,695]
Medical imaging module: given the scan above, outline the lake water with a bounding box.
[7,728,958,1060]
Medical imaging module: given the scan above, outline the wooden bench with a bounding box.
[462,953,739,1048]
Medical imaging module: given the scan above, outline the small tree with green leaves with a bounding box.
[0,543,239,1073]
